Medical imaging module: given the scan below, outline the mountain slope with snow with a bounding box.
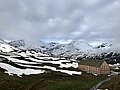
[0,39,18,52]
[8,39,114,57]
[0,38,81,76]
[0,47,81,77]
[8,40,35,50]
[50,41,94,57]
[0,38,120,77]
[9,40,25,48]
[8,40,59,52]
[0,38,7,44]
[95,43,112,49]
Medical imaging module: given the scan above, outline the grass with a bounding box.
[0,68,106,90]
[48,76,104,90]
[99,76,120,90]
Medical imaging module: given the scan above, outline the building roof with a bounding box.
[79,60,105,67]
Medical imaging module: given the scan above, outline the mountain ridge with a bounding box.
[7,39,113,57]
[0,38,120,64]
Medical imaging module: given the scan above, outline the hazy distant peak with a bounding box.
[0,38,7,44]
[8,39,25,48]
[95,43,112,49]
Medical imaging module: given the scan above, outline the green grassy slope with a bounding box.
[0,68,106,90]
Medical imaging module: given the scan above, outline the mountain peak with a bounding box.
[8,39,25,48]
[95,43,112,49]
[69,40,93,51]
[0,38,7,44]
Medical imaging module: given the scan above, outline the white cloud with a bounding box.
[0,0,119,44]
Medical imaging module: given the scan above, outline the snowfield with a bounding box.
[0,49,81,77]
[1,39,118,77]
[0,44,17,52]
[0,62,45,77]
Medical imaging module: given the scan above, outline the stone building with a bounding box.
[78,60,110,75]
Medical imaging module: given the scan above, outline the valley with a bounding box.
[0,39,120,90]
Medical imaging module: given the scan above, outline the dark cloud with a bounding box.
[0,0,120,44]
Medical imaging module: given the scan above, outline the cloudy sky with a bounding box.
[0,0,120,44]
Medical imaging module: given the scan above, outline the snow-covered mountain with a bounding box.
[0,39,18,52]
[50,40,94,57]
[8,39,113,57]
[0,38,7,44]
[69,40,93,51]
[9,39,25,48]
[37,41,59,51]
[0,38,120,77]
[95,43,112,49]
[0,39,81,77]
[8,40,59,52]
[8,40,35,50]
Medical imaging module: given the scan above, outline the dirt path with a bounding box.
[29,79,45,90]
[89,78,111,90]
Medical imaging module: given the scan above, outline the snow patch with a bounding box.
[0,62,45,77]
[0,44,14,52]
